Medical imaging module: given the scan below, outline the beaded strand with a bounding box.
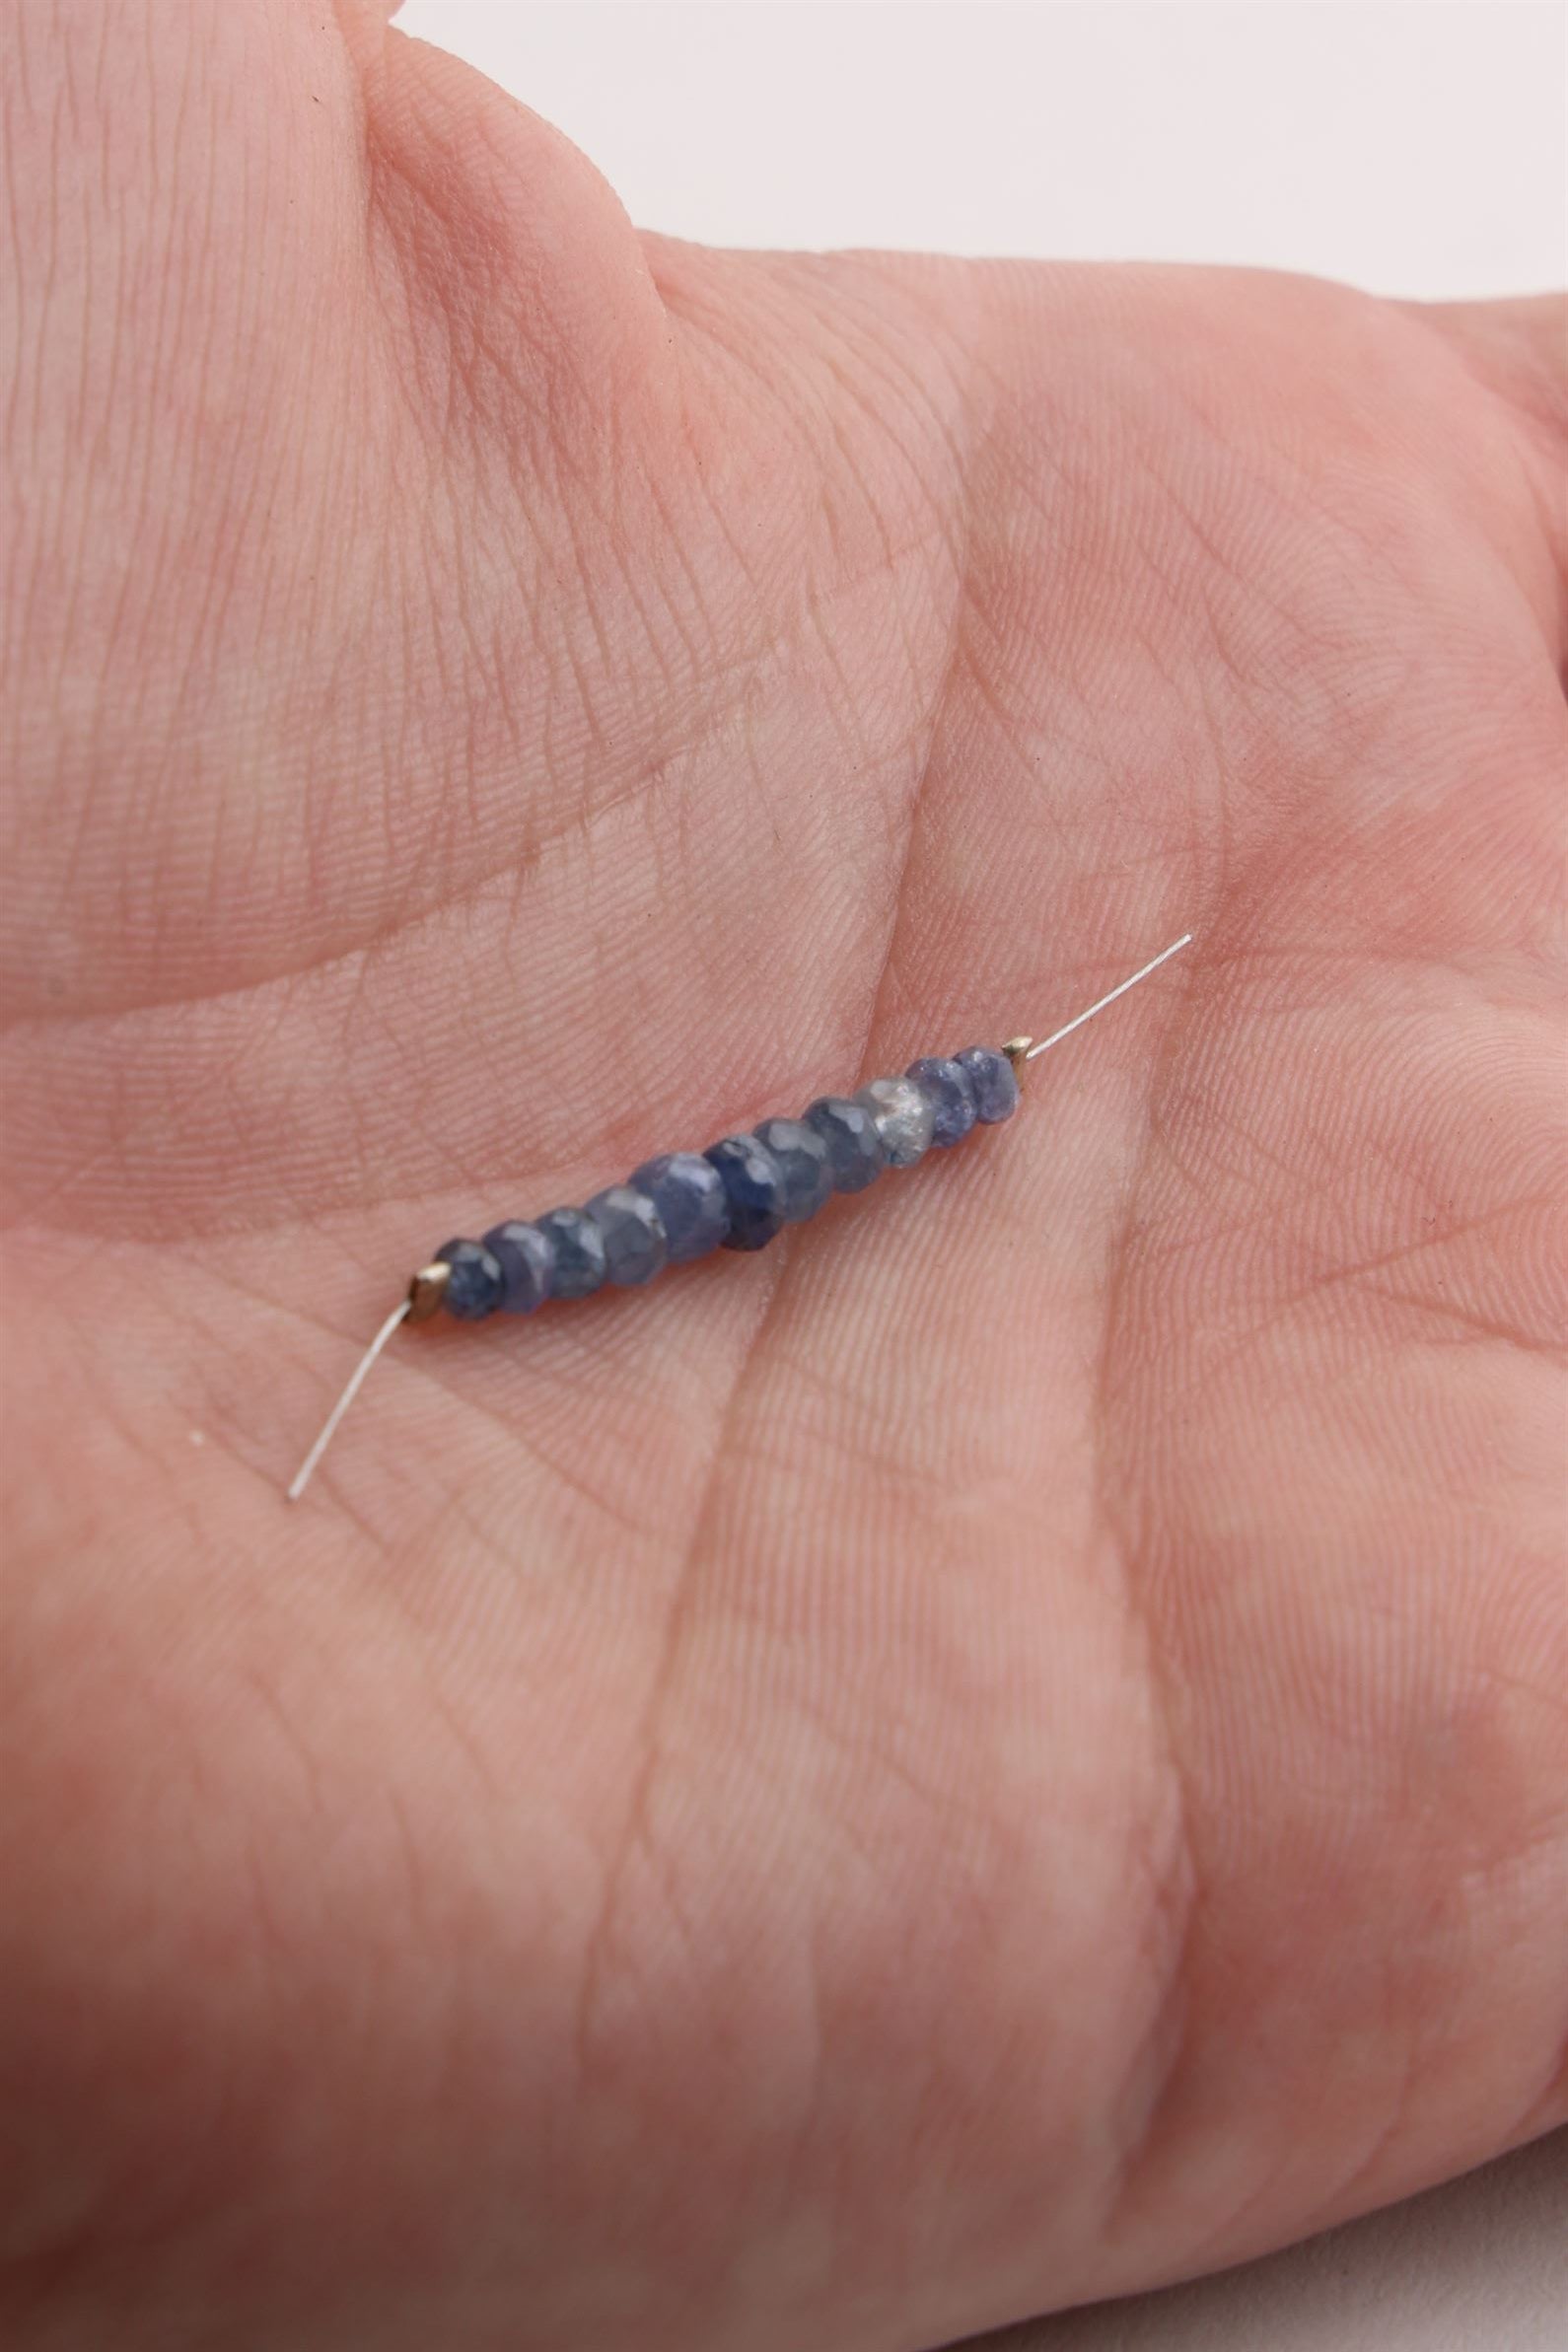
[430,1044,1022,1324]
[286,935,1191,1499]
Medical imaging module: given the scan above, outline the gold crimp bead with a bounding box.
[1001,1036,1033,1074]
[405,1261,452,1323]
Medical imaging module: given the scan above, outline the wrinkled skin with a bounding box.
[1,7,1564,2349]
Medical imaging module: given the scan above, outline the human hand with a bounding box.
[2,8,1564,2348]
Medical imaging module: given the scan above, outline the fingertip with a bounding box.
[328,0,403,76]
[353,13,675,428]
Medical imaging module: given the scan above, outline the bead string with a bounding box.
[285,934,1192,1501]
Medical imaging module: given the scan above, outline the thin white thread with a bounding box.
[286,1297,411,1502]
[1025,933,1193,1059]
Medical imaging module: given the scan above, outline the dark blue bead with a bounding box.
[803,1096,886,1192]
[753,1116,832,1223]
[905,1055,977,1147]
[629,1152,730,1264]
[483,1220,555,1314]
[536,1206,608,1300]
[704,1134,787,1251]
[586,1185,668,1287]
[437,1238,505,1320]
[957,1044,1020,1124]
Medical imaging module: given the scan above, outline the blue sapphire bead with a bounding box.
[855,1075,935,1169]
[437,1238,505,1320]
[482,1220,555,1314]
[705,1134,787,1251]
[803,1097,886,1192]
[587,1185,669,1287]
[905,1055,977,1148]
[957,1045,1020,1124]
[536,1206,608,1300]
[753,1117,832,1224]
[630,1152,730,1263]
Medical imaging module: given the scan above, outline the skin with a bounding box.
[1,5,1564,2347]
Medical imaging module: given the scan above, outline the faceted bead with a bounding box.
[704,1134,788,1251]
[482,1219,555,1314]
[536,1206,608,1300]
[855,1075,935,1169]
[957,1044,1021,1124]
[586,1184,669,1287]
[630,1152,730,1263]
[803,1096,887,1193]
[437,1237,505,1320]
[753,1116,832,1224]
[905,1055,977,1148]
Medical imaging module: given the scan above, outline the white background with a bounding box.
[396,4,1566,2347]
[398,0,1565,297]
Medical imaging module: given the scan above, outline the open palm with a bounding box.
[2,9,1564,2349]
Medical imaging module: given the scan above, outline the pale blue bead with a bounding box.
[483,1220,554,1314]
[437,1238,505,1319]
[587,1185,669,1286]
[803,1097,886,1192]
[630,1152,730,1263]
[905,1055,977,1148]
[753,1117,832,1223]
[537,1206,607,1300]
[957,1045,1020,1124]
[855,1075,935,1169]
